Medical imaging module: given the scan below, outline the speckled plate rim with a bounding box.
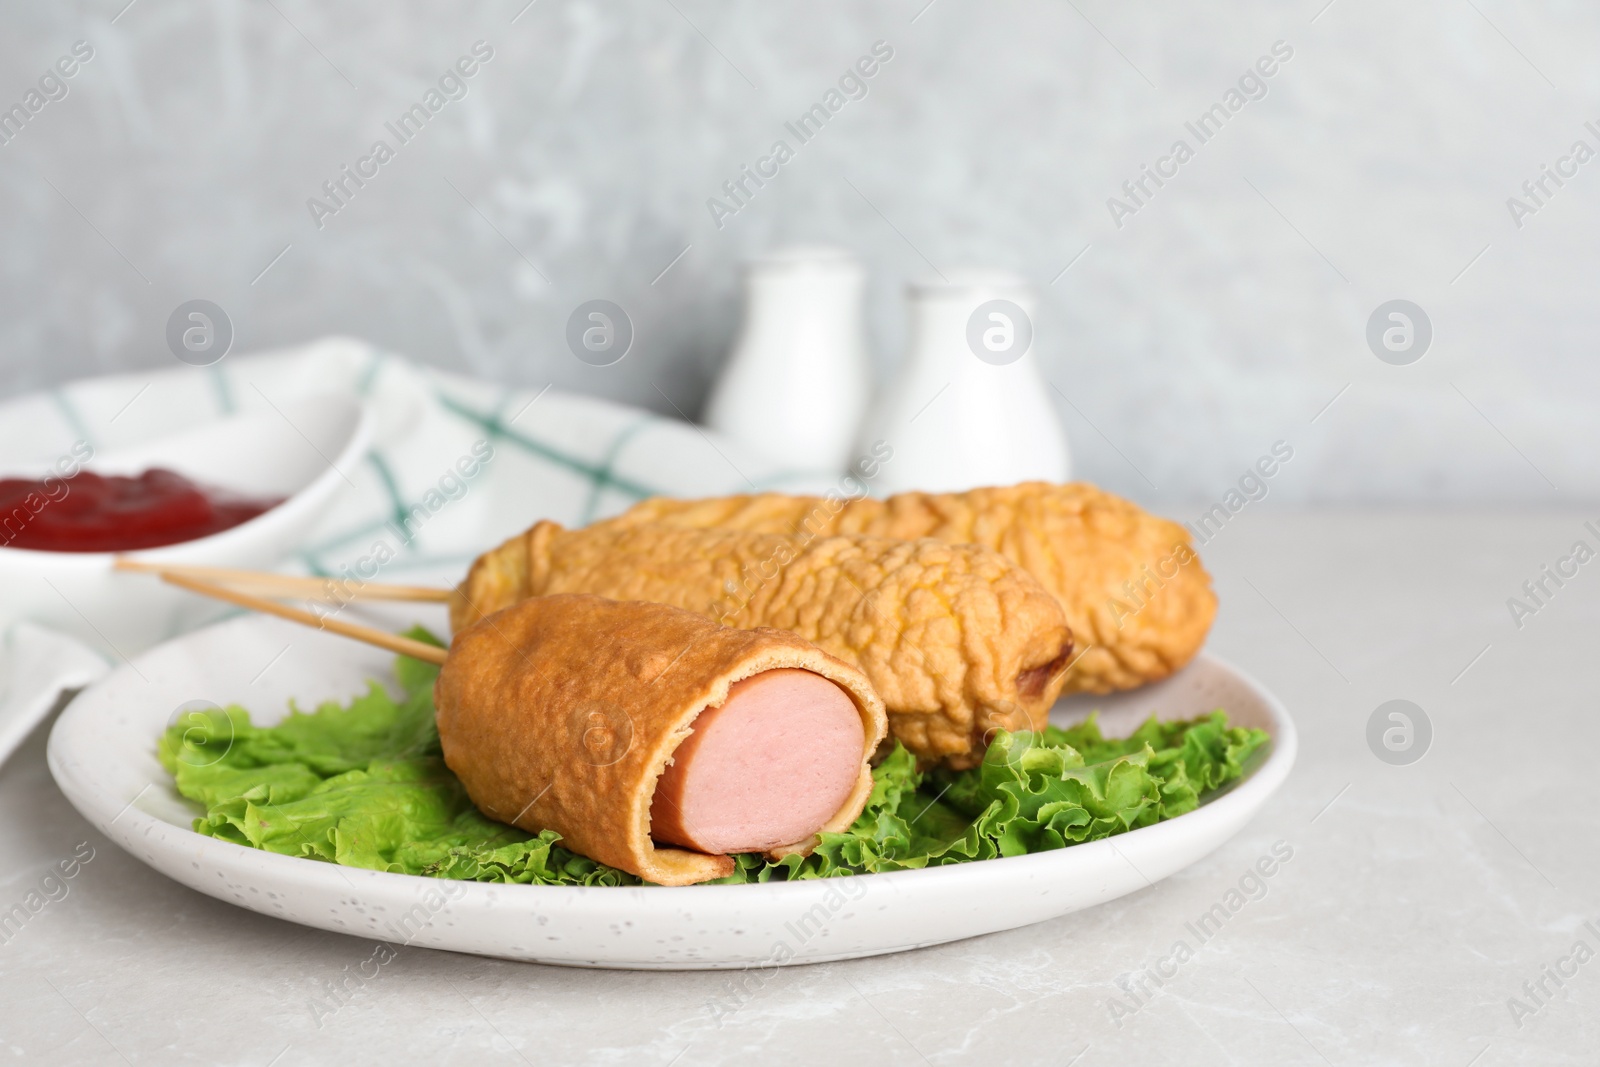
[47,613,1296,970]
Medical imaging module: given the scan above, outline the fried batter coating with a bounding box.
[452,522,1073,768]
[608,482,1215,694]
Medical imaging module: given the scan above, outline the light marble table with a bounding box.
[2,512,1595,1066]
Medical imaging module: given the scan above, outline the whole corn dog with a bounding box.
[451,522,1074,768]
[604,482,1215,694]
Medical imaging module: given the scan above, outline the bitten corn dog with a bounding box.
[604,482,1215,694]
[451,522,1074,768]
[437,594,887,886]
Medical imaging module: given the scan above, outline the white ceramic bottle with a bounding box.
[703,246,870,473]
[856,271,1069,494]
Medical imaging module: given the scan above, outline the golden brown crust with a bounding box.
[610,482,1216,694]
[435,594,887,886]
[450,528,531,634]
[454,522,1072,769]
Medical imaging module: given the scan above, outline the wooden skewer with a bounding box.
[114,559,454,603]
[156,570,450,666]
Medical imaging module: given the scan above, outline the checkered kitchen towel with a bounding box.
[0,335,842,763]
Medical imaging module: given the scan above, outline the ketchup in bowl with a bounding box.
[0,469,282,552]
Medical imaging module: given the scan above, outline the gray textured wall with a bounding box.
[1,0,1595,504]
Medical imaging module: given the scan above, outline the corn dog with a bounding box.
[437,594,887,886]
[604,482,1215,694]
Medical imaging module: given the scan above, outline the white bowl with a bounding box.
[0,393,371,656]
[47,611,1296,970]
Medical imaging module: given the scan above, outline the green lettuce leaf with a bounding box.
[161,629,1269,886]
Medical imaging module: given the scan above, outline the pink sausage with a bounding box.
[650,668,866,855]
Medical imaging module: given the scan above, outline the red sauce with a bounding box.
[0,469,282,552]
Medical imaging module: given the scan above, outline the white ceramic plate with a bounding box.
[48,613,1295,970]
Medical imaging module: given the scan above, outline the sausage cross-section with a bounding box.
[650,668,866,855]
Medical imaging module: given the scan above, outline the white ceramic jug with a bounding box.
[703,246,870,473]
[856,271,1069,494]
